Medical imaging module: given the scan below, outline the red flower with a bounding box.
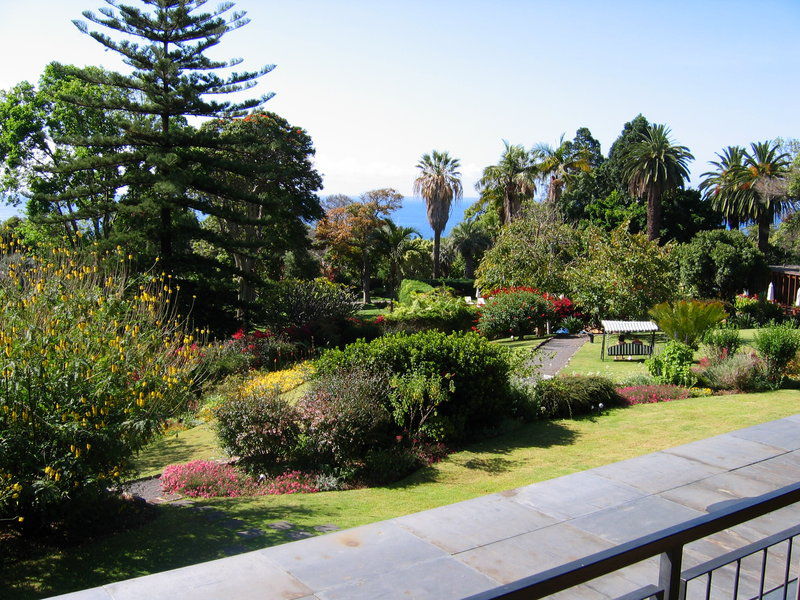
[232,328,245,340]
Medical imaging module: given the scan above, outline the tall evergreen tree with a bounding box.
[44,0,279,278]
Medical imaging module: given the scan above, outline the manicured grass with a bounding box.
[6,390,800,599]
[132,424,224,478]
[493,335,550,351]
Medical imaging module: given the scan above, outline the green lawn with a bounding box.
[493,335,550,351]
[562,329,761,382]
[6,390,799,599]
[132,424,224,478]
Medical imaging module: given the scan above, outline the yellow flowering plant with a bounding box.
[0,240,202,528]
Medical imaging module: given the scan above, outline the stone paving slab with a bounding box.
[395,492,558,554]
[50,415,800,600]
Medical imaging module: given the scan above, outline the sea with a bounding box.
[392,196,474,239]
[0,196,477,240]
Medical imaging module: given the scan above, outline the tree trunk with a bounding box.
[728,216,740,230]
[361,253,371,304]
[502,188,512,225]
[433,229,441,278]
[757,212,771,253]
[646,189,661,242]
[464,254,475,279]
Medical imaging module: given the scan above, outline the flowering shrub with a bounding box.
[161,460,256,498]
[733,294,784,327]
[477,287,555,339]
[215,388,302,472]
[239,362,312,397]
[264,471,319,495]
[0,242,200,527]
[695,352,770,392]
[227,330,313,372]
[616,385,691,406]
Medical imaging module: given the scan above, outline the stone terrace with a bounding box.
[52,415,800,600]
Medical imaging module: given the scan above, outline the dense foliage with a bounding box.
[646,341,696,386]
[0,245,200,527]
[398,279,435,304]
[649,300,727,349]
[476,287,555,339]
[752,325,800,386]
[567,225,676,321]
[315,331,514,441]
[532,376,623,418]
[673,230,768,301]
[383,288,477,333]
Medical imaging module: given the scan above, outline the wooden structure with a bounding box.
[768,265,800,306]
[600,320,658,361]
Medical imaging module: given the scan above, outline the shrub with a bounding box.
[477,287,554,339]
[297,369,392,466]
[389,370,454,441]
[264,471,319,495]
[646,341,696,386]
[214,389,302,473]
[398,279,434,305]
[161,460,256,498]
[383,288,477,333]
[239,363,311,397]
[533,376,623,418]
[673,230,768,301]
[560,315,585,334]
[200,340,254,381]
[649,300,728,349]
[231,330,314,371]
[616,385,691,406]
[703,327,743,358]
[314,331,513,441]
[698,352,770,392]
[258,278,358,346]
[752,325,800,386]
[419,278,475,296]
[733,295,785,327]
[618,373,657,387]
[0,245,199,528]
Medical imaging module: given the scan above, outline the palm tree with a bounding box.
[738,141,794,252]
[413,150,463,278]
[375,222,420,298]
[699,146,749,230]
[622,124,693,241]
[533,135,593,205]
[476,141,539,226]
[447,218,492,279]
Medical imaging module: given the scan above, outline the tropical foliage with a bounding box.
[648,300,728,349]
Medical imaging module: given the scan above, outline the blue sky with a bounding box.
[1,0,799,223]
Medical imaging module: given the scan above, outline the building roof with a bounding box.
[769,265,800,276]
[600,320,659,333]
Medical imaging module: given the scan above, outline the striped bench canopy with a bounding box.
[600,320,658,333]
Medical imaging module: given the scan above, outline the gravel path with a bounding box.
[531,334,588,377]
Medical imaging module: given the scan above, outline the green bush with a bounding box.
[649,300,728,349]
[533,376,623,418]
[698,352,770,392]
[752,325,800,386]
[560,315,586,334]
[383,288,477,333]
[0,246,199,527]
[314,331,513,441]
[733,295,785,327]
[398,279,434,305]
[703,327,743,359]
[297,369,392,466]
[419,278,475,296]
[646,340,696,386]
[477,288,554,339]
[215,389,302,473]
[258,278,358,345]
[673,230,768,301]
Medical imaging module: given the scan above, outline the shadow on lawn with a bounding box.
[1,502,316,600]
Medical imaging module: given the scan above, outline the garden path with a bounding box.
[55,415,800,600]
[533,334,588,377]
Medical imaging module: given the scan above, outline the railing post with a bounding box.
[659,547,685,600]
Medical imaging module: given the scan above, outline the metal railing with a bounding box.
[463,482,800,600]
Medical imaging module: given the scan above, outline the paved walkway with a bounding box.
[531,334,588,377]
[53,415,800,600]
